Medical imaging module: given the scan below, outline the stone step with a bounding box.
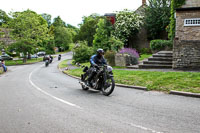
[143,61,172,65]
[138,64,172,69]
[157,51,173,54]
[152,54,173,58]
[148,57,172,61]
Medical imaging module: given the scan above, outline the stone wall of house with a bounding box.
[182,0,200,8]
[175,10,200,41]
[173,0,200,69]
[173,40,200,69]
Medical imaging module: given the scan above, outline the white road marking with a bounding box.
[128,122,163,133]
[29,67,82,109]
[29,64,162,133]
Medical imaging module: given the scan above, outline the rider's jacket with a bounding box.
[90,54,107,66]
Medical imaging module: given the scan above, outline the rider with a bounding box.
[87,48,107,87]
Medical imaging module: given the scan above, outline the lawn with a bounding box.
[65,68,200,93]
[5,58,43,66]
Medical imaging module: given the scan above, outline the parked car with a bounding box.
[30,54,38,58]
[37,51,46,57]
[0,54,13,61]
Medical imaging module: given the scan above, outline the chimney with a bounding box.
[142,0,146,5]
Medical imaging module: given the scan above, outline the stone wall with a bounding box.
[173,40,200,69]
[173,0,200,69]
[182,0,200,8]
[175,10,200,41]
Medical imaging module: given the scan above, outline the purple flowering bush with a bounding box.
[118,48,139,65]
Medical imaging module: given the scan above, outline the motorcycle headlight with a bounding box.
[107,66,113,72]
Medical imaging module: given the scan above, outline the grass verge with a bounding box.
[58,59,68,69]
[59,59,200,93]
[5,58,43,66]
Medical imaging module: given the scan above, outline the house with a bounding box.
[173,0,200,69]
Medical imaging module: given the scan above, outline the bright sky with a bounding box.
[1,0,142,27]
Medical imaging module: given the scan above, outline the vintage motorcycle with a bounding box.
[78,63,115,96]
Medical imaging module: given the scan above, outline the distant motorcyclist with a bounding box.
[87,48,107,87]
[49,55,53,63]
[58,54,61,60]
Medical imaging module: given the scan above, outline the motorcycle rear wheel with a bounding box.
[102,77,115,96]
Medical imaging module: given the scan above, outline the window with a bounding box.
[184,18,200,26]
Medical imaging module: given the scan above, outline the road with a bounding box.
[0,52,200,133]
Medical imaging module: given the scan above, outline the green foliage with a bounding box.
[93,18,123,51]
[0,9,11,26]
[150,39,172,51]
[113,9,143,43]
[168,0,185,40]
[52,16,66,27]
[75,14,101,46]
[72,41,94,63]
[41,13,52,28]
[139,48,152,54]
[145,0,171,40]
[7,10,49,62]
[54,26,72,51]
[104,51,116,66]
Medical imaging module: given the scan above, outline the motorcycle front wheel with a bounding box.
[102,77,115,96]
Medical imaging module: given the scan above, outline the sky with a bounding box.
[1,0,142,27]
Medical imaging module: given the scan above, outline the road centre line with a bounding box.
[29,66,82,109]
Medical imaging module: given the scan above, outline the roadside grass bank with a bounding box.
[5,58,43,66]
[59,60,200,93]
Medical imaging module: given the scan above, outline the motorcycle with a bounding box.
[78,63,115,96]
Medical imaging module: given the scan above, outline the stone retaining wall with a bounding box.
[173,40,200,69]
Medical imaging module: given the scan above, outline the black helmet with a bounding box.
[97,48,104,56]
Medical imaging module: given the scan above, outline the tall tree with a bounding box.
[0,9,11,26]
[54,26,72,51]
[52,16,66,27]
[76,14,101,46]
[8,9,49,62]
[144,0,171,40]
[41,13,52,28]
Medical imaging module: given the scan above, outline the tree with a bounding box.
[144,0,171,40]
[113,9,143,44]
[93,18,123,51]
[76,14,101,46]
[41,13,52,28]
[54,26,72,51]
[0,9,11,26]
[8,10,49,62]
[52,16,66,27]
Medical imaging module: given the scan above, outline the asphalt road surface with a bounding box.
[0,52,200,133]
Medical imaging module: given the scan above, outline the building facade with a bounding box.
[173,0,200,69]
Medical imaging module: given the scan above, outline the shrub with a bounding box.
[139,48,152,54]
[72,41,94,63]
[119,48,139,65]
[150,39,172,52]
[104,50,116,66]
